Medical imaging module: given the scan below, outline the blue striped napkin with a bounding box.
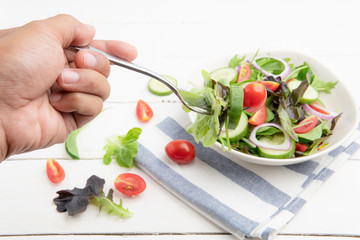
[135,116,360,240]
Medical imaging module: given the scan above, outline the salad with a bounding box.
[186,52,342,159]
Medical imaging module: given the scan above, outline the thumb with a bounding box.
[43,14,96,47]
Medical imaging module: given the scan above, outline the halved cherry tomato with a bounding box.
[237,63,251,82]
[115,173,146,196]
[165,139,195,164]
[258,81,280,91]
[136,99,153,122]
[243,82,267,113]
[295,143,308,152]
[46,158,65,183]
[248,105,267,125]
[294,115,318,133]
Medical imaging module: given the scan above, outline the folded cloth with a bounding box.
[135,116,360,240]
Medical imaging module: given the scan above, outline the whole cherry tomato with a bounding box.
[165,139,195,164]
[243,82,267,113]
[115,173,146,196]
[46,158,65,183]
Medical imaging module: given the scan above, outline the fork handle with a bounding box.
[66,45,211,115]
[66,45,179,93]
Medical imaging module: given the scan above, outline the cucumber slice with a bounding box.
[287,79,319,104]
[258,134,296,159]
[210,67,238,85]
[228,85,244,129]
[220,111,248,143]
[148,75,177,96]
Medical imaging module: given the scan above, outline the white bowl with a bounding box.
[188,50,359,165]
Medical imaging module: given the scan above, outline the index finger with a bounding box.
[42,14,96,47]
[90,40,138,62]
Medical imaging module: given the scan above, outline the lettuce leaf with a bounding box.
[103,127,142,168]
[54,175,132,218]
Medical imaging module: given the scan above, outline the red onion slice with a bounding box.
[248,55,291,80]
[302,104,340,120]
[249,123,293,151]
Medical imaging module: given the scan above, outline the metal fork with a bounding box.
[66,45,212,115]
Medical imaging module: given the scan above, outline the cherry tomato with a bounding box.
[237,63,251,82]
[295,143,308,152]
[294,115,318,133]
[258,80,280,91]
[248,105,267,125]
[136,99,153,122]
[165,139,195,164]
[115,173,146,196]
[243,82,267,113]
[46,158,65,183]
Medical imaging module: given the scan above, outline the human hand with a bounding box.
[0,14,137,161]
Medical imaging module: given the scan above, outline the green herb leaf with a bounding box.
[201,69,212,88]
[93,189,133,218]
[103,127,142,168]
[256,57,285,75]
[297,121,326,141]
[291,79,310,105]
[229,54,246,68]
[187,88,223,147]
[278,105,299,141]
[311,76,338,93]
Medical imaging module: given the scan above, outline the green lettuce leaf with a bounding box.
[103,127,142,168]
[311,76,338,93]
[297,121,326,141]
[93,189,133,218]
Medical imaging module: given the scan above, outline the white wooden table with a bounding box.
[1,0,360,239]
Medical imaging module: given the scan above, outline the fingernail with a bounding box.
[62,69,80,84]
[84,52,97,67]
[49,92,62,103]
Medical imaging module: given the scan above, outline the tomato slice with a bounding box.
[165,139,195,164]
[294,115,318,133]
[295,143,308,152]
[115,173,146,196]
[237,63,251,82]
[248,105,267,125]
[46,158,65,183]
[136,99,153,122]
[286,78,295,84]
[243,82,267,113]
[258,81,280,91]
[309,104,330,115]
